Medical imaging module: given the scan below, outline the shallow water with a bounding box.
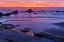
[0,12,64,37]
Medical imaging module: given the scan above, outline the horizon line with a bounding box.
[0,7,64,8]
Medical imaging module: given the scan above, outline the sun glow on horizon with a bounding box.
[0,2,64,7]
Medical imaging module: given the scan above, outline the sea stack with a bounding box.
[11,10,18,14]
[26,9,33,13]
[0,12,4,17]
[5,13,11,16]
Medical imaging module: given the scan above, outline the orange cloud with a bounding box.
[0,2,64,7]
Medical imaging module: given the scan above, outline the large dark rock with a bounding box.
[1,24,16,30]
[34,32,47,37]
[5,13,11,16]
[56,10,61,12]
[20,30,29,33]
[11,10,18,14]
[34,33,44,37]
[0,12,4,17]
[0,22,2,24]
[20,28,31,33]
[26,9,33,13]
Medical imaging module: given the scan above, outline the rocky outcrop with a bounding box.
[56,10,61,12]
[34,32,64,42]
[0,12,4,17]
[26,9,33,13]
[5,13,11,16]
[11,10,18,14]
[20,28,31,33]
[0,24,16,30]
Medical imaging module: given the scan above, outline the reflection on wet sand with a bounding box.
[0,22,64,42]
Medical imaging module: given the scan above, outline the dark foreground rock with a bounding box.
[0,22,2,24]
[20,30,29,33]
[34,32,46,37]
[53,22,64,27]
[0,24,16,30]
[34,32,64,42]
[20,28,31,33]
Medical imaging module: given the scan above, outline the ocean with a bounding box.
[0,7,64,36]
[0,7,64,42]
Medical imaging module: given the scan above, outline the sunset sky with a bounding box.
[0,0,64,7]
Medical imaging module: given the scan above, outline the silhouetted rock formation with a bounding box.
[0,22,2,24]
[26,9,33,13]
[0,12,4,17]
[20,28,31,33]
[0,22,2,27]
[34,33,44,37]
[5,13,11,16]
[20,30,29,33]
[34,32,64,42]
[11,10,18,14]
[1,24,16,30]
[56,10,61,12]
[34,32,48,37]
